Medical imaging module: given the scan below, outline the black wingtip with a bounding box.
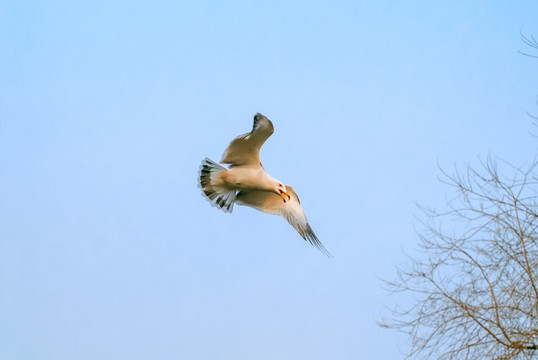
[304,224,332,258]
[251,113,274,136]
[253,113,265,131]
[198,158,236,213]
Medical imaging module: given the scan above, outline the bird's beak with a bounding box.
[278,189,291,202]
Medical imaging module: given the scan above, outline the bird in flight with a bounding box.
[199,113,331,257]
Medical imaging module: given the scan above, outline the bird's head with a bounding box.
[275,182,291,203]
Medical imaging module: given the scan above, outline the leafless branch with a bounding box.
[380,158,538,359]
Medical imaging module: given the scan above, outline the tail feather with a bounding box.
[199,158,236,213]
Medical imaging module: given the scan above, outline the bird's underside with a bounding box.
[198,113,331,257]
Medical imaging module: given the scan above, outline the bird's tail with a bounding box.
[198,158,236,213]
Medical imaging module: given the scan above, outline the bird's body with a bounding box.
[199,113,331,257]
[219,166,275,192]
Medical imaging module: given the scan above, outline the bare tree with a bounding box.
[520,32,538,58]
[381,158,538,359]
[520,32,538,131]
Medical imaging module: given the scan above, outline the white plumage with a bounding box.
[199,113,331,257]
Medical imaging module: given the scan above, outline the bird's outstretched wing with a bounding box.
[236,186,332,257]
[221,113,274,167]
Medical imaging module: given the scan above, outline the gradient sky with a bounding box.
[1,1,537,359]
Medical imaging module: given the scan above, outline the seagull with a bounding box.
[198,113,331,257]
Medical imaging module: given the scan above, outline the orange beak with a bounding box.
[278,189,291,202]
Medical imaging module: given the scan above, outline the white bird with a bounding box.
[199,113,331,257]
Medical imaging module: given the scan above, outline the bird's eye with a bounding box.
[279,183,282,187]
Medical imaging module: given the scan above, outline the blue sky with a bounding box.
[1,1,537,359]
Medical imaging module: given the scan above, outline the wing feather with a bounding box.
[221,113,274,167]
[235,186,332,257]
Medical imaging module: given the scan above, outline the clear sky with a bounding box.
[1,1,537,359]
